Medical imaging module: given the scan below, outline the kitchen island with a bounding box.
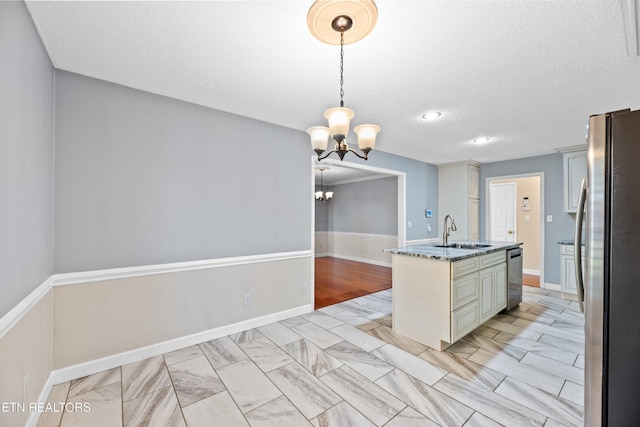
[385,241,521,351]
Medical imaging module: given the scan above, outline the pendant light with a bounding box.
[307,0,380,161]
[315,167,333,201]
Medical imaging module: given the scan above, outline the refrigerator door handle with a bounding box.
[574,178,587,313]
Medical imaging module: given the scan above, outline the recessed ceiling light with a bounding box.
[421,111,442,121]
[472,137,491,144]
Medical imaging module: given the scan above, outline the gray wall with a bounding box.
[54,71,311,273]
[314,195,329,232]
[480,153,575,285]
[0,2,54,317]
[325,177,398,235]
[340,152,439,241]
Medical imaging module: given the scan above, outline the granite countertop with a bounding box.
[384,240,522,262]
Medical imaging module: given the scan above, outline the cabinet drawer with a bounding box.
[452,273,479,310]
[452,257,479,278]
[451,301,479,342]
[479,251,505,269]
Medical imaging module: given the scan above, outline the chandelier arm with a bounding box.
[347,148,368,160]
[317,149,337,161]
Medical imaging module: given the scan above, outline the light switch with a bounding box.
[546,215,553,222]
[407,221,412,228]
[427,223,431,232]
[525,215,530,221]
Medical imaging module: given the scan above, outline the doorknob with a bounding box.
[508,230,513,234]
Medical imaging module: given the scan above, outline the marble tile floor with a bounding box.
[37,286,584,427]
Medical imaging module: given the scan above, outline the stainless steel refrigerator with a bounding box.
[575,108,640,426]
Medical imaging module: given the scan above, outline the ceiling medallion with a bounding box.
[307,0,378,45]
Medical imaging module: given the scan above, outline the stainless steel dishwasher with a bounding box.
[506,247,523,310]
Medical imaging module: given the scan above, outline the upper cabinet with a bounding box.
[558,146,588,213]
[468,165,480,199]
[438,161,481,241]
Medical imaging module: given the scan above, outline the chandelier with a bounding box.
[315,167,334,201]
[307,0,380,161]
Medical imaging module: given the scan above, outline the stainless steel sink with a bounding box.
[456,243,492,249]
[433,243,492,249]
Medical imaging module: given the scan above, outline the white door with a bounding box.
[490,182,516,242]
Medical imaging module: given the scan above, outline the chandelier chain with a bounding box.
[339,29,345,107]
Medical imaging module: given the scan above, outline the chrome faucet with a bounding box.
[442,214,457,245]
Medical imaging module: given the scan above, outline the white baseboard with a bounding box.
[542,283,561,291]
[50,304,312,385]
[314,252,329,258]
[523,268,540,275]
[25,372,55,427]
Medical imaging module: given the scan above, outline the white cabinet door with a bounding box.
[469,199,480,241]
[494,263,507,311]
[479,268,494,322]
[438,162,480,241]
[563,255,577,294]
[452,301,479,342]
[564,150,587,213]
[560,244,585,298]
[469,165,480,199]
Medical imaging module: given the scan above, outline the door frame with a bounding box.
[485,172,546,287]
[489,181,518,242]
[310,156,407,308]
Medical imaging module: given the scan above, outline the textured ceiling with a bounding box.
[314,162,391,185]
[26,0,640,165]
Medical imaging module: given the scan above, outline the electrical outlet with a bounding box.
[302,283,309,294]
[427,223,431,232]
[244,294,252,306]
[546,215,553,222]
[407,221,412,228]
[23,372,29,400]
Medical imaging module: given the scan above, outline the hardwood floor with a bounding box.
[523,273,540,287]
[315,257,391,309]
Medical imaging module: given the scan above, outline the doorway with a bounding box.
[487,173,544,287]
[310,157,406,309]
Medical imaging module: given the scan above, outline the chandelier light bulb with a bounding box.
[324,107,354,137]
[354,124,380,151]
[307,126,330,152]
